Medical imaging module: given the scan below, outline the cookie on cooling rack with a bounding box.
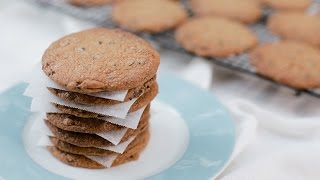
[112,0,188,33]
[175,16,258,58]
[261,0,311,11]
[250,41,320,89]
[189,0,262,24]
[268,12,320,48]
[67,0,112,6]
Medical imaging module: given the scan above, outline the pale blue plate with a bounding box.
[0,73,235,180]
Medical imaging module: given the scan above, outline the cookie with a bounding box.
[261,0,310,11]
[112,0,188,33]
[45,113,149,147]
[54,83,158,119]
[47,129,150,169]
[250,41,320,89]
[67,0,111,6]
[48,146,104,169]
[46,105,150,134]
[42,28,160,93]
[111,128,149,166]
[190,0,262,24]
[48,76,156,106]
[50,136,115,156]
[268,12,320,48]
[175,16,258,58]
[49,126,149,156]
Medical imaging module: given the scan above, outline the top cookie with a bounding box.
[67,0,111,6]
[250,41,320,89]
[42,28,160,92]
[268,12,320,48]
[175,16,258,57]
[261,0,311,11]
[112,0,188,33]
[190,0,262,24]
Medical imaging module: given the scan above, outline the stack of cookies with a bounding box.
[39,28,160,169]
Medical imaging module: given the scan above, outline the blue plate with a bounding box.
[0,73,235,180]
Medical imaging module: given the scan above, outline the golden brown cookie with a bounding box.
[261,0,311,11]
[45,113,149,147]
[48,129,150,169]
[112,0,188,33]
[268,12,320,48]
[54,83,158,119]
[67,0,111,6]
[175,16,258,58]
[48,146,104,169]
[50,136,115,156]
[48,76,156,106]
[49,126,149,156]
[46,105,150,134]
[112,128,149,167]
[250,41,320,89]
[190,0,262,24]
[42,28,160,93]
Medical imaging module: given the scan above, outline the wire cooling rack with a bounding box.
[28,0,320,98]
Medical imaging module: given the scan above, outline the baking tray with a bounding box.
[28,0,320,97]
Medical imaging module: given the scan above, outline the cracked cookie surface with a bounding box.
[42,28,160,93]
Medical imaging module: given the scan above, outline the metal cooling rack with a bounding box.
[28,0,320,98]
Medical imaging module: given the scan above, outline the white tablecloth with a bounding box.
[1,1,320,179]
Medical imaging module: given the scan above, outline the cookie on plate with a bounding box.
[268,12,320,48]
[250,41,320,89]
[46,105,149,134]
[40,28,160,169]
[175,16,258,58]
[53,83,158,119]
[45,112,149,148]
[112,0,188,33]
[47,76,156,106]
[190,0,262,24]
[67,0,111,6]
[48,128,150,169]
[261,0,311,11]
[42,28,160,93]
[49,125,149,156]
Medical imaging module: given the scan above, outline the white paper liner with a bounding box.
[96,128,128,145]
[25,81,136,119]
[38,135,136,154]
[32,90,137,118]
[33,112,136,152]
[86,154,118,168]
[25,82,137,118]
[29,98,147,129]
[100,136,136,153]
[25,63,128,101]
[100,106,147,129]
[30,101,59,113]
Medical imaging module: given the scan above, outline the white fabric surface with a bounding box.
[1,1,320,179]
[178,59,320,180]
